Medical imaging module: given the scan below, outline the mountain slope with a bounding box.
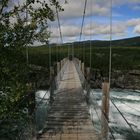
[63,36,140,47]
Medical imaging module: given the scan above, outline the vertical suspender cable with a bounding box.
[56,7,63,43]
[108,1,135,134]
[56,37,58,61]
[83,34,85,63]
[26,0,29,64]
[49,27,51,80]
[56,7,63,61]
[49,44,51,80]
[79,0,88,62]
[109,0,112,88]
[106,0,112,125]
[48,27,52,102]
[90,0,92,69]
[79,0,87,41]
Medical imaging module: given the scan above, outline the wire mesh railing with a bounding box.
[12,60,61,139]
[55,58,69,89]
[73,58,86,88]
[73,58,139,140]
[35,58,69,138]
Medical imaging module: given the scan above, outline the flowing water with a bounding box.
[90,89,140,140]
[35,90,50,133]
[36,89,140,139]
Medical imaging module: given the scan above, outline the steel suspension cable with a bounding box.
[49,27,52,80]
[56,7,64,61]
[108,0,135,133]
[110,99,135,133]
[25,0,29,65]
[90,0,92,69]
[79,0,88,62]
[109,0,112,88]
[79,0,87,41]
[56,7,63,44]
[119,101,140,113]
[90,84,139,134]
[107,2,138,133]
[90,91,115,139]
[87,81,136,137]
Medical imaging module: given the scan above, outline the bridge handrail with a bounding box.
[73,58,116,139]
[55,58,69,89]
[73,58,86,88]
[18,59,70,139]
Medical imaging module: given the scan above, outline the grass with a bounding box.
[26,45,140,75]
[27,46,68,67]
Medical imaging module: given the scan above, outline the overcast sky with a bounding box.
[48,0,140,43]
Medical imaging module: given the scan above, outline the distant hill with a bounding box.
[61,36,140,47]
[111,36,140,47]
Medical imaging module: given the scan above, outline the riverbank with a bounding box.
[29,64,140,90]
[90,69,140,90]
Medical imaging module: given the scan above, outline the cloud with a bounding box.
[133,25,140,34]
[51,25,80,38]
[49,37,62,43]
[65,36,77,42]
[126,18,140,34]
[82,22,126,36]
[51,0,140,43]
[127,18,140,26]
[50,22,126,42]
[113,0,140,5]
[132,5,140,10]
[61,25,80,37]
[59,0,109,19]
[57,0,140,20]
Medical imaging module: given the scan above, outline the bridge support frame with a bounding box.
[79,60,81,69]
[81,62,85,76]
[101,82,109,140]
[86,67,90,82]
[57,62,61,75]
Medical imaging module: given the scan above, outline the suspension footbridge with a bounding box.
[33,0,138,138]
[38,59,99,140]
[1,0,139,139]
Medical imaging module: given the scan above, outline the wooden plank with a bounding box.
[38,60,98,140]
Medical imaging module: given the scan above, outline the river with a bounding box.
[36,89,140,139]
[90,89,140,140]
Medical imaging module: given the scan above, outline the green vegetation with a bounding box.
[0,48,29,139]
[27,46,68,67]
[28,44,140,76]
[0,0,140,138]
[0,0,63,139]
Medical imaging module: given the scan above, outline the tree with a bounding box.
[0,0,65,139]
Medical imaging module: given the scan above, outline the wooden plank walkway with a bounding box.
[38,60,98,140]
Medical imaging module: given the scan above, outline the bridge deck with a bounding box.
[39,60,98,140]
